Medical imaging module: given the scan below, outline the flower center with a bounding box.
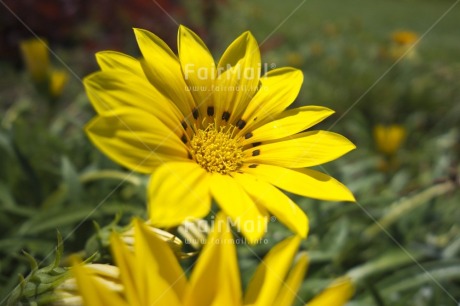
[190,124,244,174]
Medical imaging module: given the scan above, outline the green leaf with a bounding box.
[17,206,97,235]
[378,259,460,294]
[61,156,82,204]
[0,130,14,157]
[0,183,16,209]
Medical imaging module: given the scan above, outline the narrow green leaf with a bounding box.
[61,156,82,204]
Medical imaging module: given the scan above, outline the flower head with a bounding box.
[72,213,354,306]
[49,70,69,98]
[85,25,355,242]
[391,30,418,46]
[373,124,406,156]
[389,30,419,60]
[54,264,121,305]
[20,38,50,83]
[20,38,68,97]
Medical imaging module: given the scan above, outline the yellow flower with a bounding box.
[20,38,50,83]
[286,52,304,67]
[323,22,339,38]
[72,213,354,306]
[54,221,196,305]
[373,124,406,156]
[54,264,121,305]
[309,42,325,57]
[391,31,418,46]
[19,38,68,97]
[49,70,69,98]
[389,30,419,60]
[84,25,355,242]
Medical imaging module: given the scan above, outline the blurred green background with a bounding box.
[1,0,459,305]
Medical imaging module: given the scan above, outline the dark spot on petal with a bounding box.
[236,119,246,129]
[248,164,258,168]
[252,142,261,147]
[245,132,253,139]
[181,120,187,130]
[207,106,215,116]
[252,149,260,156]
[192,108,199,120]
[181,134,188,144]
[253,117,258,121]
[187,152,193,160]
[222,111,230,121]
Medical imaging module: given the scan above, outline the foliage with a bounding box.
[1,0,459,305]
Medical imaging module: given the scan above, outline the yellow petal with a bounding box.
[72,257,128,306]
[84,71,186,137]
[178,25,216,118]
[214,31,261,125]
[110,234,143,306]
[232,172,308,238]
[134,28,196,120]
[244,236,302,306]
[96,51,144,74]
[307,277,355,306]
[148,162,211,227]
[84,264,120,281]
[185,213,242,306]
[243,164,355,202]
[242,106,335,145]
[237,67,303,137]
[209,174,268,243]
[274,252,309,306]
[244,131,356,168]
[133,220,185,305]
[85,108,188,173]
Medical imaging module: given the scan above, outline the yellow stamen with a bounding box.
[190,124,244,174]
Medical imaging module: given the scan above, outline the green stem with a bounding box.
[347,249,424,282]
[79,170,142,186]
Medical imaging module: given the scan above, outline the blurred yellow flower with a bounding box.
[389,30,419,60]
[19,38,68,98]
[85,25,356,242]
[54,264,121,305]
[309,42,325,57]
[20,38,50,83]
[49,70,69,98]
[286,52,304,67]
[323,22,339,37]
[391,31,418,45]
[373,124,406,156]
[72,213,354,306]
[54,220,200,305]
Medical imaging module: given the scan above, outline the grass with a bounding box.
[1,0,459,305]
